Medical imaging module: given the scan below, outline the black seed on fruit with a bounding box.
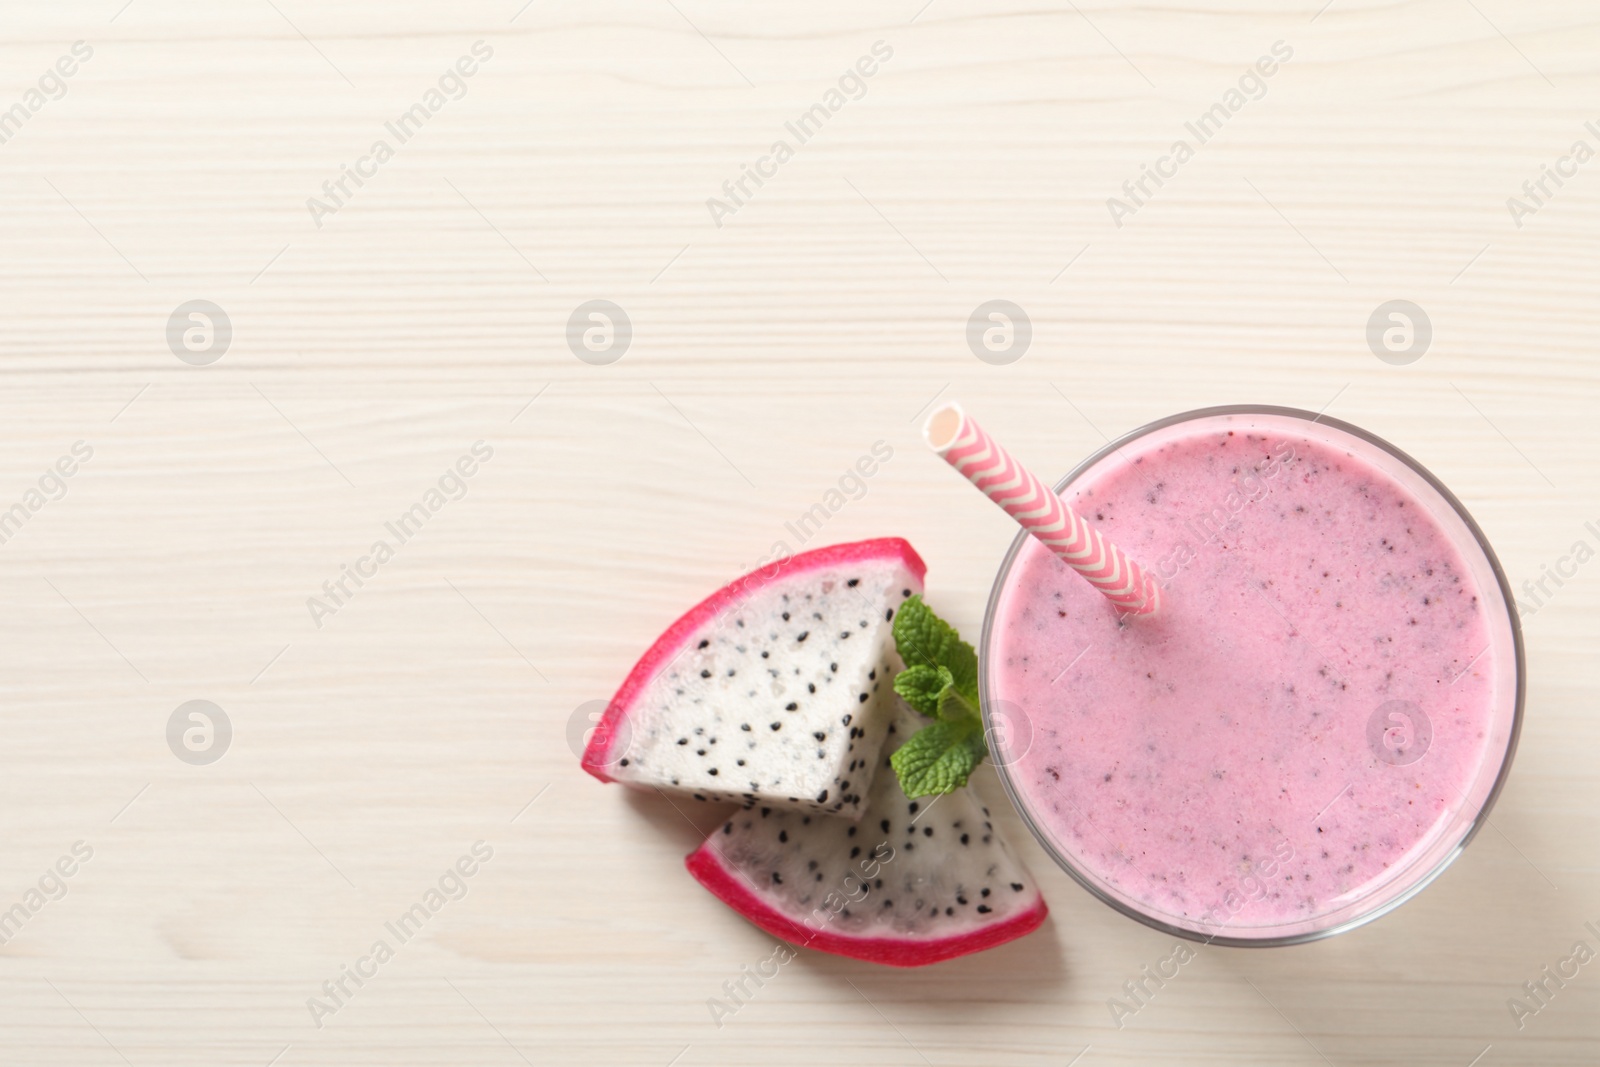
[874,878,883,889]
[708,768,718,776]
[850,846,860,858]
[957,895,968,905]
[902,588,911,597]
[882,900,893,908]
[830,663,838,672]
[881,819,890,833]
[807,683,816,693]
[677,738,688,746]
[886,608,893,620]
[813,731,826,741]
[740,724,751,732]
[977,904,992,914]
[697,749,706,756]
[736,759,745,766]
[723,823,732,835]
[796,631,809,642]
[786,702,798,711]
[960,834,970,845]
[1011,883,1024,892]
[619,759,629,767]
[771,723,781,731]
[840,631,850,639]
[772,872,782,884]
[981,887,991,897]
[815,873,823,882]
[923,827,933,837]
[801,816,811,825]
[778,830,788,843]
[700,670,711,678]
[908,802,919,814]
[760,807,771,817]
[946,907,954,916]
[807,859,818,871]
[760,651,769,659]
[904,841,914,850]
[842,714,852,726]
[847,578,859,587]
[858,693,868,703]
[846,825,856,837]
[816,790,829,803]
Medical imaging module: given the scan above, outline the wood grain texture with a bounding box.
[0,0,1596,1064]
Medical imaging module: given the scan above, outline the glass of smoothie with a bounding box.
[980,405,1524,945]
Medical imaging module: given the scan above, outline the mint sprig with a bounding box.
[889,595,988,798]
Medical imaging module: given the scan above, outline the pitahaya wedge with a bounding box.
[582,538,926,819]
[685,709,1049,967]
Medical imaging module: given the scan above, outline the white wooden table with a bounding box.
[0,1,1595,1063]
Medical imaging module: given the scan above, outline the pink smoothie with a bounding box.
[985,409,1519,941]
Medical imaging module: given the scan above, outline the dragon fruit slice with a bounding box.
[582,538,926,819]
[685,709,1049,967]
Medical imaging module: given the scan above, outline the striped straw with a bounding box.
[925,402,1162,616]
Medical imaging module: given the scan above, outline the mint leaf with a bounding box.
[936,683,979,723]
[889,717,988,798]
[893,664,952,718]
[889,596,990,797]
[891,595,978,702]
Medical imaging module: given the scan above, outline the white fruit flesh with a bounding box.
[686,708,1048,966]
[607,554,922,819]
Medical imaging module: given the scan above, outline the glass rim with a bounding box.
[977,403,1527,948]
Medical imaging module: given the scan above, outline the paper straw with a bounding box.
[924,402,1162,616]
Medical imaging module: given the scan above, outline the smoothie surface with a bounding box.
[989,417,1506,933]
